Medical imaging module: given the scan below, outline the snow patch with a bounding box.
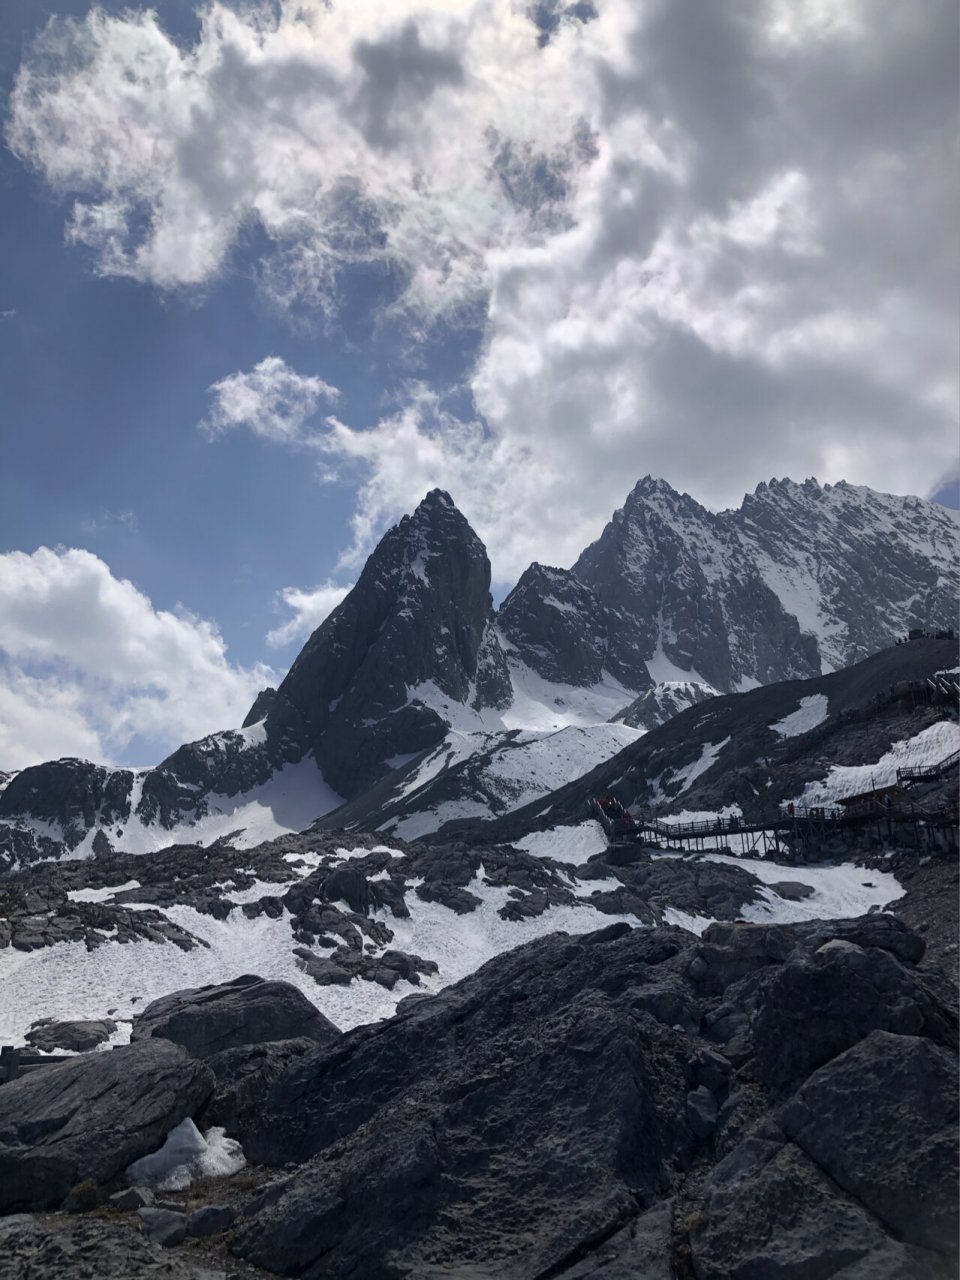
[771,694,829,739]
[66,880,142,904]
[515,821,608,865]
[645,643,711,688]
[672,738,731,794]
[795,720,960,806]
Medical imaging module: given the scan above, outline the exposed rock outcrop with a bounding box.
[0,1040,213,1212]
[210,913,958,1279]
[0,1214,227,1279]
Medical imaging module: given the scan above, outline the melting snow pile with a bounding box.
[126,1117,245,1190]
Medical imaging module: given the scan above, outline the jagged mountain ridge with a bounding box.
[1,477,957,863]
[502,475,960,697]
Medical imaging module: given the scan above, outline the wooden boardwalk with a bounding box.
[592,747,960,858]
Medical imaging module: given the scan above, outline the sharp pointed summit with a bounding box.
[263,490,510,796]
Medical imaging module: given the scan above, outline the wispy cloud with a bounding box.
[81,508,139,535]
[266,581,352,648]
[202,356,339,445]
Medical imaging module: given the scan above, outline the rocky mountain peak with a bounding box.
[264,491,508,796]
[497,563,611,687]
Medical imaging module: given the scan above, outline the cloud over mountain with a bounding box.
[6,1,957,598]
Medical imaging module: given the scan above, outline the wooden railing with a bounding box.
[897,748,960,785]
[0,1045,72,1085]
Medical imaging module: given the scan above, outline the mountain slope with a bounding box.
[261,487,511,797]
[436,636,959,846]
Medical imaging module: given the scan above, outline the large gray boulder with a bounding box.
[748,944,957,1089]
[130,973,340,1058]
[232,990,697,1278]
[25,1018,117,1053]
[782,1031,959,1255]
[689,1136,945,1279]
[0,1040,213,1212]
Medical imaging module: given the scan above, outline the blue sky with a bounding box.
[0,0,957,770]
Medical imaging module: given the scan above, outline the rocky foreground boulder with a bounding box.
[0,915,956,1277]
[130,974,341,1058]
[188,912,958,1279]
[0,1040,213,1212]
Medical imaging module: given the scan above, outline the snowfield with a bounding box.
[795,720,960,806]
[0,859,637,1045]
[0,821,909,1047]
[514,820,609,865]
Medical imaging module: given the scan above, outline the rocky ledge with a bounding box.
[0,912,955,1278]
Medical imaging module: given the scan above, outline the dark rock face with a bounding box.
[242,686,277,728]
[0,1040,213,1212]
[130,974,341,1058]
[498,562,620,687]
[265,489,509,797]
[233,947,700,1276]
[0,758,132,833]
[212,912,959,1280]
[201,1037,320,1136]
[26,1018,117,1053]
[0,1214,226,1279]
[689,1137,937,1280]
[136,730,276,830]
[782,1031,958,1254]
[747,944,957,1090]
[0,758,133,864]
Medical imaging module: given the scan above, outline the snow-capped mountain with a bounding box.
[736,477,960,673]
[2,488,515,864]
[1,477,957,863]
[501,475,959,698]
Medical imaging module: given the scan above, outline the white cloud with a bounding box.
[266,581,352,647]
[203,356,339,444]
[0,547,275,770]
[6,1,589,319]
[9,0,958,578]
